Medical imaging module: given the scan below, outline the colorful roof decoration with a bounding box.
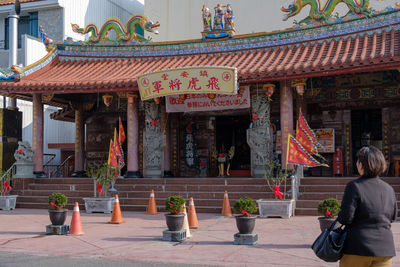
[281,0,371,25]
[1,7,400,96]
[71,14,160,44]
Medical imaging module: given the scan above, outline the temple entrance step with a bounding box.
[12,177,292,214]
[295,177,400,216]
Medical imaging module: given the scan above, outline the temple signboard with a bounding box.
[315,128,335,153]
[137,66,237,101]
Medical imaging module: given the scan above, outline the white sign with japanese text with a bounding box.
[166,86,250,113]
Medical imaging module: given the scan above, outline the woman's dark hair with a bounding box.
[357,146,387,177]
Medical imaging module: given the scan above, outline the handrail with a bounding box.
[0,163,16,195]
[43,153,56,166]
[46,155,74,178]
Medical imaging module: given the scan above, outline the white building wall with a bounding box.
[145,0,399,42]
[23,34,47,67]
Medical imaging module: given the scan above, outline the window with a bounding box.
[4,12,38,49]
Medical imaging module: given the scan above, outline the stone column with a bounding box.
[162,102,173,177]
[143,101,162,178]
[32,94,46,178]
[246,86,273,177]
[125,94,141,178]
[72,105,85,177]
[280,80,294,168]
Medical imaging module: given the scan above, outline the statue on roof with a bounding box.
[281,0,371,25]
[202,6,212,31]
[202,4,235,40]
[213,4,225,30]
[224,4,235,30]
[71,14,160,44]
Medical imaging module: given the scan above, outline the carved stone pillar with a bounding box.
[280,81,294,168]
[143,101,162,178]
[162,102,173,177]
[72,105,85,177]
[32,93,46,178]
[125,94,141,178]
[246,86,273,177]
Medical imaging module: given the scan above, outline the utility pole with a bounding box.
[7,0,20,110]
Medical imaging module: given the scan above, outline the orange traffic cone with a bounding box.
[108,194,125,224]
[188,197,199,229]
[69,202,84,235]
[183,204,191,238]
[221,190,232,216]
[146,189,157,215]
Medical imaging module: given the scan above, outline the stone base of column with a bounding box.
[71,171,86,178]
[124,171,141,178]
[34,171,47,178]
[163,171,174,178]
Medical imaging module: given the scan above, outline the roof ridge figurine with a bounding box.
[202,3,235,40]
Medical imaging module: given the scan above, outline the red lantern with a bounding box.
[152,120,157,125]
[263,84,275,97]
[102,94,113,107]
[208,93,216,102]
[252,114,259,120]
[154,97,161,104]
[292,79,307,96]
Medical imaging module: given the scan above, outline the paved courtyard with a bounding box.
[0,209,399,267]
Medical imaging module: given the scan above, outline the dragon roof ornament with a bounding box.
[71,14,160,44]
[281,0,371,25]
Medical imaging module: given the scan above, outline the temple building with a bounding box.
[1,4,400,181]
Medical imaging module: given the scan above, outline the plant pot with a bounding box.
[83,197,114,213]
[48,209,68,225]
[165,214,185,231]
[235,215,257,234]
[0,195,18,210]
[256,199,294,219]
[318,217,340,232]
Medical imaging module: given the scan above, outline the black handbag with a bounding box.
[311,218,347,262]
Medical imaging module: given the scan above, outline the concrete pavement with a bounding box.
[0,209,399,267]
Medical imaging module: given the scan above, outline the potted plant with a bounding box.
[317,198,341,231]
[0,169,18,211]
[257,160,295,218]
[233,197,258,234]
[48,192,68,225]
[83,163,116,213]
[165,195,186,231]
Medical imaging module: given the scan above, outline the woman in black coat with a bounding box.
[338,146,397,267]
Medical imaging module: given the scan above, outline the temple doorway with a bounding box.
[351,109,382,174]
[216,115,251,176]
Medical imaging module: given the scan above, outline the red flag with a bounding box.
[119,117,126,144]
[114,128,122,158]
[114,128,125,168]
[108,139,118,169]
[298,110,317,143]
[296,121,317,154]
[286,134,327,167]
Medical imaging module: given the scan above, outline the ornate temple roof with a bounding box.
[1,8,400,98]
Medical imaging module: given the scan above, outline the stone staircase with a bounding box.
[12,177,289,213]
[295,177,400,216]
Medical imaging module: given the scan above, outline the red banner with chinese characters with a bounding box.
[166,86,249,112]
[137,66,237,100]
